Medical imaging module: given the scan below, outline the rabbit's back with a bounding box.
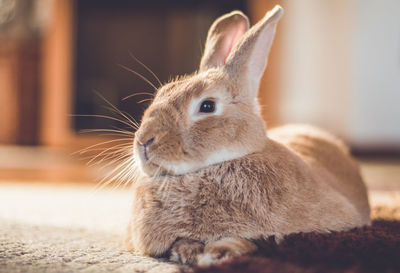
[269,124,370,223]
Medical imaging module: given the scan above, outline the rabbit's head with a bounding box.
[134,6,283,176]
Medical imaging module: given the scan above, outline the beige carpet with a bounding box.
[0,182,399,273]
[0,183,182,273]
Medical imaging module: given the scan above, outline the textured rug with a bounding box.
[189,220,400,273]
[0,183,399,273]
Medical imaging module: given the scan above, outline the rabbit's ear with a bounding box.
[199,11,249,71]
[225,5,283,98]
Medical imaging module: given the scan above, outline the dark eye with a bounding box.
[199,100,215,113]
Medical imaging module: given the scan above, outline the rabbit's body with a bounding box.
[269,124,370,221]
[128,125,370,259]
[126,6,370,265]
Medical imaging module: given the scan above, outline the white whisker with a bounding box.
[72,138,132,156]
[86,143,132,166]
[94,157,134,192]
[94,91,139,128]
[80,128,135,135]
[129,52,162,87]
[118,64,158,91]
[137,98,154,104]
[122,91,154,101]
[102,106,139,129]
[73,114,136,130]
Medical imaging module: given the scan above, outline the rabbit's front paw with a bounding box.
[169,238,204,265]
[197,237,257,266]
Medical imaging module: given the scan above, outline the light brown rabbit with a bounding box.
[126,5,370,266]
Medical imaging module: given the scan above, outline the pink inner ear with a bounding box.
[221,23,247,64]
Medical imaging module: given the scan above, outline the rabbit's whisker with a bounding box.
[74,92,140,191]
[114,159,136,189]
[80,128,135,136]
[73,138,132,156]
[88,143,131,165]
[94,156,134,192]
[73,114,137,130]
[122,91,154,101]
[137,98,154,104]
[129,52,162,87]
[78,145,131,162]
[118,64,158,91]
[108,158,136,189]
[96,152,132,170]
[86,143,132,166]
[94,91,139,128]
[102,105,139,129]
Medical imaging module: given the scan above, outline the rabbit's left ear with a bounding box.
[199,11,249,71]
[225,5,283,98]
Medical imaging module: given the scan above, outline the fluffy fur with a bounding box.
[126,5,370,265]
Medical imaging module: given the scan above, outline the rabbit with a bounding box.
[125,5,371,266]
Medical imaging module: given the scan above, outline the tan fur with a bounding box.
[127,5,370,265]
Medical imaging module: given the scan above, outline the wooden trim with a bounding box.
[0,39,41,145]
[0,41,19,144]
[40,0,75,146]
[17,39,41,145]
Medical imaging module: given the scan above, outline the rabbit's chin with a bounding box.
[136,156,191,177]
[137,160,170,178]
[139,161,203,177]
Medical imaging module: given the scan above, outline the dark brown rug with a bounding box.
[187,220,400,273]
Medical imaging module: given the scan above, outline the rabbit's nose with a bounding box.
[137,136,155,147]
[144,137,155,147]
[137,137,155,162]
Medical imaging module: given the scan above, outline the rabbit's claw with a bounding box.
[197,238,257,266]
[169,238,204,265]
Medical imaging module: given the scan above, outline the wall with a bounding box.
[279,0,400,150]
[350,0,400,149]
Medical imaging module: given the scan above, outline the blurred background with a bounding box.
[0,0,399,187]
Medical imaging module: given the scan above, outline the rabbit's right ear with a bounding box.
[199,11,249,71]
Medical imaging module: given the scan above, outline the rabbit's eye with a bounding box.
[199,100,215,113]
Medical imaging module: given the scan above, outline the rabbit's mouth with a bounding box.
[137,152,196,177]
[136,157,168,177]
[134,136,194,177]
[134,142,172,177]
[135,154,163,177]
